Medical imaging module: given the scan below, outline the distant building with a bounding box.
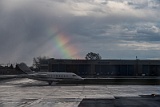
[0,64,25,75]
[39,59,160,77]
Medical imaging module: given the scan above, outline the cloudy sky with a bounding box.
[0,0,160,65]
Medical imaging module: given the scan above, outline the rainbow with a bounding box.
[47,27,81,59]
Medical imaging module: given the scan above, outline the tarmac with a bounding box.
[0,78,160,107]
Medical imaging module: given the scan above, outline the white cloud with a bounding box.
[119,41,160,50]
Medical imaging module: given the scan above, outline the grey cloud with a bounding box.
[0,0,160,65]
[136,28,160,41]
[148,0,160,8]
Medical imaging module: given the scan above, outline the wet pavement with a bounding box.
[78,97,160,107]
[0,78,160,107]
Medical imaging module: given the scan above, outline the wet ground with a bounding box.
[0,78,160,107]
[78,96,160,107]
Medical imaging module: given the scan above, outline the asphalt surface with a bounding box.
[0,78,160,107]
[78,96,160,107]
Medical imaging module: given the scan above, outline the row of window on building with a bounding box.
[40,64,160,77]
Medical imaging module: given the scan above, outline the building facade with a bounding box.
[40,59,160,77]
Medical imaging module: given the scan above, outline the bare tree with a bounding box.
[32,56,49,71]
[85,52,101,60]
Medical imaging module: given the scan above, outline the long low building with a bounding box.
[39,59,160,77]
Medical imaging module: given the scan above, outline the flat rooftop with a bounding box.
[0,79,160,107]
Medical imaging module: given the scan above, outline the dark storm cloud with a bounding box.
[0,0,54,64]
[0,0,160,65]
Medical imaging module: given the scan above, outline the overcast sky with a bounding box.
[0,0,160,65]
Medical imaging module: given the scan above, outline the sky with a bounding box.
[0,0,160,65]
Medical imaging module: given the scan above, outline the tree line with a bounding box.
[33,52,101,70]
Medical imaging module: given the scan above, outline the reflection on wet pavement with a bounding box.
[0,78,160,107]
